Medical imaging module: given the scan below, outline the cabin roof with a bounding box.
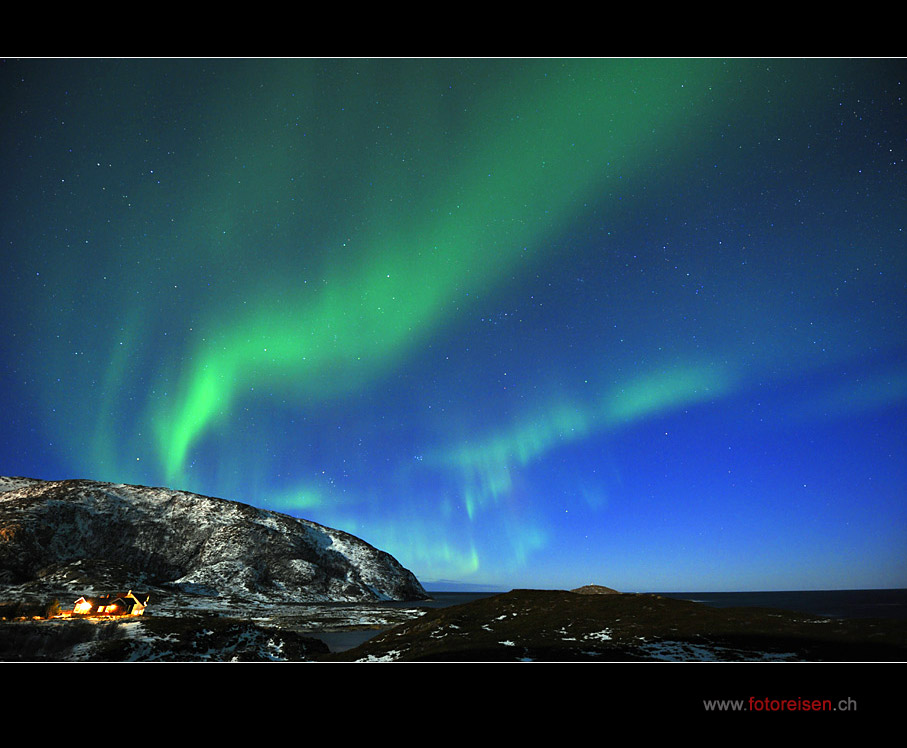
[73,591,149,608]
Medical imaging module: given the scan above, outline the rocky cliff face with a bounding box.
[0,476,427,603]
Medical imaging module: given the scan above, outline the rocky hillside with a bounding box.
[0,476,427,603]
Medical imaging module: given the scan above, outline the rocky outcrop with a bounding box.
[0,477,427,603]
[571,584,620,595]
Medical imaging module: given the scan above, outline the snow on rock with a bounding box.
[0,476,44,494]
[0,477,427,603]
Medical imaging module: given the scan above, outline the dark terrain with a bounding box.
[3,586,906,662]
[0,609,331,662]
[326,588,907,662]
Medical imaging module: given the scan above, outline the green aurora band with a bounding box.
[433,363,733,518]
[151,60,726,486]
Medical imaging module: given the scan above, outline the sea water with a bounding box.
[657,588,907,620]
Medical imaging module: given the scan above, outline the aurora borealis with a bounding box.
[1,58,904,592]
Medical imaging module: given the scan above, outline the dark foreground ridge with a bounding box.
[2,586,906,662]
[0,611,332,662]
[327,588,907,662]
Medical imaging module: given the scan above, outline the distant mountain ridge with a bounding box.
[0,476,427,603]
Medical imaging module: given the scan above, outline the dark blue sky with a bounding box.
[1,58,904,591]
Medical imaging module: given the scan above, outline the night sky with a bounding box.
[1,58,904,592]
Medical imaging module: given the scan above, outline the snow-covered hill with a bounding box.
[0,476,427,603]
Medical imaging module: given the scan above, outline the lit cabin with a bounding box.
[71,590,150,617]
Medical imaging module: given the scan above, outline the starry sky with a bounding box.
[1,58,904,592]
